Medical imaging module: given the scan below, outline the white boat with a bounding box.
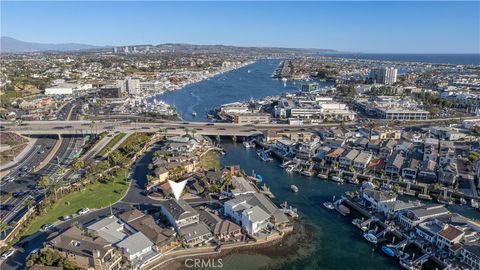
[285,165,295,173]
[331,176,344,183]
[243,141,255,148]
[290,185,299,193]
[323,202,334,210]
[191,111,197,117]
[363,230,378,244]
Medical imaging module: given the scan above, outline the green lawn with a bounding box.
[199,150,221,170]
[96,133,127,157]
[23,175,129,236]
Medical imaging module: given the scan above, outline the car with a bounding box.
[60,215,72,221]
[18,172,28,177]
[0,204,14,211]
[41,223,54,231]
[65,125,73,129]
[1,249,16,260]
[20,166,29,172]
[12,191,24,197]
[217,128,226,130]
[77,208,90,215]
[2,176,14,182]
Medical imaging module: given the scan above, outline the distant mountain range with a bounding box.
[0,36,336,55]
[0,36,101,53]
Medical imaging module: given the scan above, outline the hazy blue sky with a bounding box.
[1,1,479,53]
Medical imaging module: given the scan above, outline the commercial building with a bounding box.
[100,86,123,99]
[44,83,92,95]
[233,113,270,124]
[370,67,397,85]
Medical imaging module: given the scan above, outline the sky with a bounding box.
[1,1,479,54]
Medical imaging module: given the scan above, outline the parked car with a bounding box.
[60,215,72,221]
[41,224,54,231]
[77,208,90,215]
[2,176,14,182]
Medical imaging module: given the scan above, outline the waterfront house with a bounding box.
[47,227,123,270]
[461,242,480,270]
[314,146,331,162]
[241,205,271,235]
[178,222,213,247]
[361,189,396,212]
[436,225,465,251]
[326,147,345,163]
[339,149,360,167]
[367,139,381,154]
[385,152,404,177]
[398,204,450,229]
[223,176,257,197]
[116,232,157,268]
[159,199,199,230]
[296,141,320,160]
[199,209,242,242]
[418,159,438,183]
[353,151,373,170]
[275,139,297,157]
[402,158,420,181]
[438,162,458,186]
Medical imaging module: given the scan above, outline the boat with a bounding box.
[257,150,272,162]
[381,245,395,257]
[363,230,378,244]
[317,173,328,180]
[323,202,334,210]
[301,170,314,177]
[243,141,255,148]
[331,176,344,183]
[280,160,293,168]
[290,185,299,193]
[285,165,295,173]
[191,111,197,117]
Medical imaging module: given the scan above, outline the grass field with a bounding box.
[96,133,127,157]
[23,171,129,236]
[199,150,221,170]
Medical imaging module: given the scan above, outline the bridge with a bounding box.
[0,116,468,137]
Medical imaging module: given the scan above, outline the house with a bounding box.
[385,152,404,176]
[438,162,458,186]
[461,242,480,270]
[275,139,297,157]
[159,199,199,230]
[224,176,257,197]
[436,225,464,250]
[416,219,445,243]
[402,158,420,181]
[119,210,175,248]
[116,232,155,265]
[86,216,129,244]
[178,223,213,247]
[398,205,450,229]
[379,140,396,157]
[47,227,122,270]
[362,189,396,212]
[241,206,271,235]
[353,151,373,170]
[199,209,241,242]
[314,146,331,162]
[224,193,289,234]
[325,147,345,163]
[339,149,360,167]
[418,159,437,183]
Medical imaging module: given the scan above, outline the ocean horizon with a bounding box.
[320,52,480,65]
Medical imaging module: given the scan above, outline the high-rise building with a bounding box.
[370,67,397,85]
[126,78,140,95]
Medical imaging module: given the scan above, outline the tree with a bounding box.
[0,222,10,233]
[39,176,49,189]
[71,158,84,172]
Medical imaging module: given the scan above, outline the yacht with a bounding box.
[243,141,255,148]
[363,230,378,244]
[290,185,299,193]
[191,111,197,117]
[323,202,334,210]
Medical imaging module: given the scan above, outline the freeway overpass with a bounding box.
[0,116,470,136]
